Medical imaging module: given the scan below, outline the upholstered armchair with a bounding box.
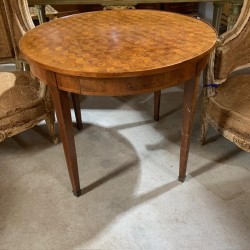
[0,0,56,143]
[200,0,250,152]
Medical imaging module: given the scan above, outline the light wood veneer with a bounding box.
[20,10,216,196]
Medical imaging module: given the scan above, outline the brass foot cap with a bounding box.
[178,175,186,183]
[76,123,83,130]
[73,190,81,197]
[154,115,160,121]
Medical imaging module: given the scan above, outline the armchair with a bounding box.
[0,0,56,143]
[200,0,250,152]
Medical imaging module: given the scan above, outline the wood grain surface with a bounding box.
[19,9,216,195]
[27,0,233,4]
[20,10,216,78]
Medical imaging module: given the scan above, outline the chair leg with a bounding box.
[200,113,209,145]
[71,93,83,130]
[45,111,58,144]
[154,90,161,121]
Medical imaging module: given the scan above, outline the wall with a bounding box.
[198,2,213,21]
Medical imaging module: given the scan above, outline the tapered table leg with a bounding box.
[178,73,200,182]
[154,90,161,121]
[71,93,83,130]
[50,86,81,197]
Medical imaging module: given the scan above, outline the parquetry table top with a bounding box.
[20,10,216,78]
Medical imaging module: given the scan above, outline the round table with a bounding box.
[20,10,216,196]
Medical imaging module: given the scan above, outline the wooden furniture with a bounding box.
[28,0,243,32]
[48,2,198,16]
[29,5,58,21]
[20,10,216,196]
[28,1,243,129]
[0,0,56,143]
[201,0,250,152]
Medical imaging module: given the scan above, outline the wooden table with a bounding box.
[28,0,243,32]
[20,10,216,196]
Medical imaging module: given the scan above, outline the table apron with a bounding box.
[29,59,210,96]
[30,63,57,86]
[77,64,196,96]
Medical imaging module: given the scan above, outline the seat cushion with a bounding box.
[206,74,250,151]
[0,71,46,140]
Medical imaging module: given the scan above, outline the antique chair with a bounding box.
[0,0,56,143]
[200,0,250,152]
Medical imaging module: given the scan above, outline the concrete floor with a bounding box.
[0,79,250,249]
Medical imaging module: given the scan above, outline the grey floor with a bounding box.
[0,73,250,249]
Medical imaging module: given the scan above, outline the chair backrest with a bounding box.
[214,0,250,81]
[0,0,34,65]
[0,0,15,63]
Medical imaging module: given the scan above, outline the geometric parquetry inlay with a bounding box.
[20,10,217,77]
